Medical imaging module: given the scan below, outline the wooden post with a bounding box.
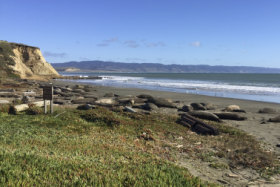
[50,100,53,114]
[44,100,47,114]
[43,85,53,114]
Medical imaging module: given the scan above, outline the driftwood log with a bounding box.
[178,114,219,135]
[9,101,50,113]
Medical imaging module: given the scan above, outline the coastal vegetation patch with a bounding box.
[0,106,279,185]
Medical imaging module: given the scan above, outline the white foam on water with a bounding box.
[100,75,144,81]
[66,74,280,103]
[92,76,280,96]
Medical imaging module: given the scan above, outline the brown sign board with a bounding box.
[43,86,53,100]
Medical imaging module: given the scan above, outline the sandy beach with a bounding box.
[52,80,280,155]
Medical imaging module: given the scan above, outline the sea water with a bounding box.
[60,72,280,104]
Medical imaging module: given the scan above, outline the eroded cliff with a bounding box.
[0,41,59,79]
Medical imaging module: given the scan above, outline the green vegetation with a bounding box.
[0,107,216,186]
[0,106,279,185]
[0,40,18,78]
[209,162,229,170]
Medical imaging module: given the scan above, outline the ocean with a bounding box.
[60,72,280,104]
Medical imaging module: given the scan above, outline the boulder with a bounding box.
[201,103,217,110]
[72,89,85,93]
[188,111,221,122]
[0,100,9,104]
[174,102,184,109]
[0,88,15,92]
[269,115,280,123]
[133,97,147,104]
[59,92,77,97]
[61,87,72,92]
[148,97,176,108]
[71,98,96,105]
[95,98,116,105]
[10,101,50,113]
[232,109,246,113]
[83,88,92,92]
[124,106,137,113]
[137,94,153,99]
[54,88,62,94]
[83,94,98,99]
[132,103,146,109]
[191,103,207,110]
[117,98,135,105]
[224,105,240,112]
[182,105,193,112]
[0,93,21,98]
[104,92,115,97]
[23,91,36,96]
[157,107,178,115]
[53,99,70,105]
[21,96,33,104]
[143,103,158,111]
[75,85,85,89]
[77,104,96,110]
[214,112,247,121]
[259,108,277,114]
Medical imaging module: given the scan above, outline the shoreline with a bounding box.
[53,79,280,108]
[57,72,280,104]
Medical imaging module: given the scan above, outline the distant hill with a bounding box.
[52,60,280,73]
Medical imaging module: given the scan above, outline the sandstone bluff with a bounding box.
[0,40,59,79]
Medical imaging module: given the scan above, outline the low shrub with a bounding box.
[0,104,10,113]
[80,107,121,127]
[25,104,43,115]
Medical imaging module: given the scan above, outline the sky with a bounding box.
[0,0,280,68]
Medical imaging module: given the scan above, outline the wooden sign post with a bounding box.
[43,85,53,114]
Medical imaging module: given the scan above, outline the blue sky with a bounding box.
[1,0,280,68]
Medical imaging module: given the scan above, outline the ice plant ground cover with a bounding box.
[0,105,279,186]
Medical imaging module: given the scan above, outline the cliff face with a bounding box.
[0,41,59,79]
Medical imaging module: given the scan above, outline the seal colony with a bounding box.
[0,78,280,185]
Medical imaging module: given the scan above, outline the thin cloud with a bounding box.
[104,37,118,43]
[97,37,119,47]
[190,41,201,47]
[124,40,140,48]
[97,43,110,47]
[43,51,67,58]
[145,41,166,47]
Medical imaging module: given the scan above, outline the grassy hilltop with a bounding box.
[0,105,279,186]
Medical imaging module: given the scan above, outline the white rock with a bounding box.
[0,100,10,104]
[124,106,136,113]
[225,105,240,111]
[13,101,50,112]
[95,98,116,105]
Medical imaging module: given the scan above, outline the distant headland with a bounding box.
[52,60,280,73]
